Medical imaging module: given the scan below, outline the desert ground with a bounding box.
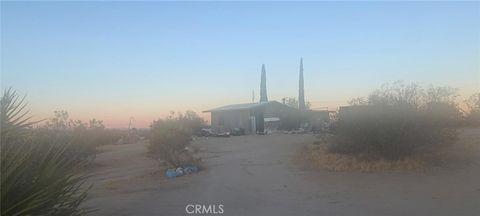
[85,128,480,216]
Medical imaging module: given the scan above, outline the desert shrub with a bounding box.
[329,81,462,161]
[119,128,141,144]
[1,88,91,216]
[136,128,151,139]
[465,93,480,126]
[69,120,124,156]
[174,110,205,135]
[299,145,426,172]
[42,112,123,161]
[148,111,203,167]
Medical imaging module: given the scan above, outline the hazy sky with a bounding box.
[1,1,479,128]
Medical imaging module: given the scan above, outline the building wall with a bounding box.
[211,110,252,133]
[209,101,311,133]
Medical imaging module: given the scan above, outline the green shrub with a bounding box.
[330,82,462,161]
[148,111,203,168]
[1,88,92,216]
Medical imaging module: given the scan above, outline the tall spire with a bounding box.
[298,58,306,110]
[259,64,268,102]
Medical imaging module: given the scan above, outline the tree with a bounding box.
[298,58,306,110]
[285,97,299,109]
[88,119,105,130]
[45,110,70,130]
[285,97,311,110]
[260,64,268,102]
[466,93,480,112]
[305,101,312,110]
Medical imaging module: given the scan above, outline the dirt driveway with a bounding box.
[85,129,480,216]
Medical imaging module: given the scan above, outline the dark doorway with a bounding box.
[255,111,264,133]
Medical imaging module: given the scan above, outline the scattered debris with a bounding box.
[165,169,177,178]
[216,132,230,138]
[175,167,184,176]
[184,165,199,174]
[231,128,246,136]
[199,128,216,137]
[199,128,231,137]
[282,128,307,134]
[165,165,199,178]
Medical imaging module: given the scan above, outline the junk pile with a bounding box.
[282,128,307,134]
[231,128,246,136]
[199,128,231,137]
[165,165,199,178]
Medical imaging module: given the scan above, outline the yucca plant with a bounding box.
[1,88,92,216]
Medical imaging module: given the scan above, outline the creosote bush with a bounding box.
[329,81,463,161]
[41,111,124,162]
[148,111,204,168]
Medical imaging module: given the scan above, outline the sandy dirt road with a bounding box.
[85,129,480,216]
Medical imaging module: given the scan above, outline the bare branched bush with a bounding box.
[329,81,462,161]
[465,93,480,126]
[148,111,203,168]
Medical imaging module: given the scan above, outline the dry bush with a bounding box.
[301,127,476,172]
[175,110,205,136]
[299,145,425,172]
[465,93,480,126]
[329,82,463,162]
[41,112,124,162]
[148,111,203,168]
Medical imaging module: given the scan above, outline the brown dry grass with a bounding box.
[299,145,426,172]
[298,127,479,172]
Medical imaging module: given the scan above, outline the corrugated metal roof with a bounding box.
[204,101,282,112]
